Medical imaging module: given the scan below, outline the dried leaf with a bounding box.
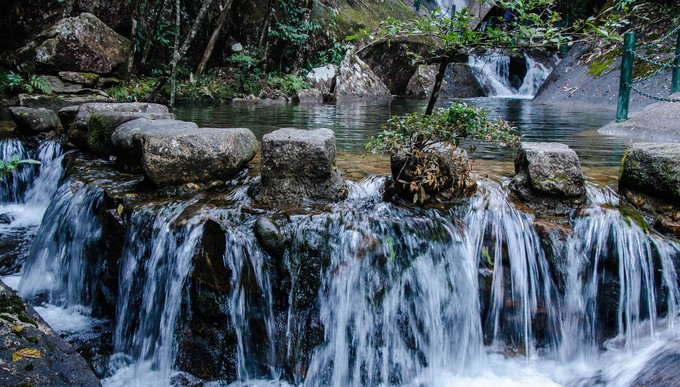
[12,348,41,362]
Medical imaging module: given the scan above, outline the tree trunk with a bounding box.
[169,0,181,109]
[126,18,138,79]
[140,0,168,68]
[169,0,216,72]
[425,56,451,116]
[196,0,234,77]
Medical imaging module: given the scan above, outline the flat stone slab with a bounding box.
[141,127,257,186]
[620,142,680,201]
[598,95,680,142]
[87,111,175,155]
[68,102,169,148]
[256,128,347,204]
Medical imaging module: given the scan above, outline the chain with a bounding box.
[637,24,680,50]
[629,50,680,69]
[627,83,680,102]
[631,63,666,84]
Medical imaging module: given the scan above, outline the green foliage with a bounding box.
[3,72,52,95]
[105,78,156,102]
[307,41,351,68]
[0,157,41,175]
[266,74,310,95]
[367,102,519,157]
[270,0,322,65]
[134,19,174,53]
[367,103,519,204]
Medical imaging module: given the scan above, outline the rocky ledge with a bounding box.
[0,280,100,387]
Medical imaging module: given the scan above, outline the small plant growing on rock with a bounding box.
[0,157,41,176]
[367,102,518,204]
[5,72,52,95]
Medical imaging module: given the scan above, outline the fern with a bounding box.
[6,72,24,91]
[29,75,52,94]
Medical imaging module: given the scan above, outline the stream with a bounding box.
[1,97,677,387]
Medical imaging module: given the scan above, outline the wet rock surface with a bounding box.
[9,107,59,135]
[293,88,323,105]
[68,102,169,148]
[305,64,338,98]
[139,127,257,186]
[255,128,347,205]
[87,111,176,155]
[17,13,130,74]
[619,143,680,237]
[511,142,586,216]
[0,280,101,387]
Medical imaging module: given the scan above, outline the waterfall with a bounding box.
[0,139,35,203]
[469,52,554,98]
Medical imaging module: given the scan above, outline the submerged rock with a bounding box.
[292,88,323,105]
[619,143,680,237]
[389,147,477,204]
[306,64,338,98]
[9,107,59,134]
[68,102,169,149]
[87,111,175,156]
[0,280,101,387]
[255,128,347,205]
[18,13,130,74]
[139,126,257,186]
[335,51,390,102]
[510,142,586,216]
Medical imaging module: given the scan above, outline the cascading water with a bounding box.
[469,52,554,98]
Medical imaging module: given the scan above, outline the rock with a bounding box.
[69,102,169,148]
[306,64,338,98]
[111,118,198,162]
[255,128,347,205]
[41,75,86,94]
[440,63,485,98]
[57,105,80,131]
[87,111,176,155]
[335,51,391,102]
[139,127,257,186]
[0,280,102,387]
[0,213,13,224]
[232,95,260,106]
[511,142,586,216]
[359,38,434,95]
[192,220,230,293]
[19,93,113,113]
[619,143,680,237]
[259,96,288,106]
[59,71,99,86]
[231,43,243,52]
[631,344,680,386]
[292,88,323,105]
[9,107,59,134]
[18,13,130,74]
[533,219,571,293]
[389,147,477,204]
[620,143,680,202]
[254,217,287,257]
[405,64,439,99]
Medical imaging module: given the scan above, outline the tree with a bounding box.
[196,0,235,77]
[353,0,628,115]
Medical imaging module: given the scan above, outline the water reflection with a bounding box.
[175,98,631,169]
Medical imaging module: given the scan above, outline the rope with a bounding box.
[637,24,680,50]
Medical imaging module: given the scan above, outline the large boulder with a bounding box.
[0,281,101,387]
[9,107,59,134]
[388,147,477,204]
[335,51,391,102]
[87,111,175,156]
[619,143,680,237]
[68,102,169,148]
[138,127,257,186]
[511,142,586,216]
[18,13,130,74]
[405,64,485,100]
[255,128,347,205]
[305,64,338,98]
